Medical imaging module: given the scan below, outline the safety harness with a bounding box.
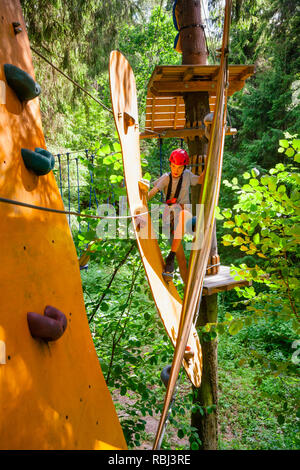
[165,171,184,206]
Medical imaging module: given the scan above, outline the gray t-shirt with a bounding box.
[153,169,199,205]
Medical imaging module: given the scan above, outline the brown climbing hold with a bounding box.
[27,305,67,342]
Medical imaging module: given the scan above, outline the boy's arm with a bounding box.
[190,169,205,186]
[147,186,160,200]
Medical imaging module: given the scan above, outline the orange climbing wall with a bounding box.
[0,0,126,450]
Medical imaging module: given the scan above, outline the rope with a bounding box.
[67,153,71,225]
[30,46,113,114]
[200,0,217,63]
[31,46,162,138]
[206,262,221,270]
[57,154,63,197]
[0,196,154,220]
[75,157,81,233]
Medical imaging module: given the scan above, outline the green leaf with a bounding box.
[100,302,109,312]
[225,312,234,321]
[191,441,200,450]
[224,220,235,228]
[277,185,286,193]
[253,233,260,244]
[223,209,232,219]
[250,178,259,187]
[277,414,285,425]
[229,319,243,335]
[113,142,121,152]
[143,172,152,181]
[292,139,300,149]
[285,147,295,158]
[251,168,260,177]
[279,139,289,148]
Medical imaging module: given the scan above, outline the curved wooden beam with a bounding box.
[109,51,203,388]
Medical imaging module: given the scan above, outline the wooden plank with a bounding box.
[109,51,202,388]
[0,0,126,451]
[152,80,218,94]
[151,96,156,130]
[149,64,254,83]
[183,67,195,81]
[140,127,205,139]
[174,97,180,129]
[146,105,185,114]
[140,126,235,139]
[203,266,252,295]
[145,119,186,128]
[145,111,186,121]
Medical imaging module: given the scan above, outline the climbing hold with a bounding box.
[21,147,55,175]
[27,305,67,342]
[35,147,55,170]
[12,22,22,35]
[160,365,171,388]
[4,64,41,102]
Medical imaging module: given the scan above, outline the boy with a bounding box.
[139,148,204,279]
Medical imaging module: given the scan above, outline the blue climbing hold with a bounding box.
[4,64,41,102]
[21,147,55,176]
[160,365,172,388]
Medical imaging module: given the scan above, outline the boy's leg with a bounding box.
[163,210,193,276]
[171,209,193,252]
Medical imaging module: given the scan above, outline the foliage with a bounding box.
[220,135,299,328]
[217,136,300,435]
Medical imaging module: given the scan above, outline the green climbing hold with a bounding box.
[4,64,41,102]
[21,148,55,176]
[35,147,55,169]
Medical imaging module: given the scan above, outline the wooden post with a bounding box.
[176,0,219,450]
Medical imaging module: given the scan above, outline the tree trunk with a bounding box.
[192,294,218,449]
[176,0,219,450]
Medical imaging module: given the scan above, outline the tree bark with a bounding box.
[192,294,218,449]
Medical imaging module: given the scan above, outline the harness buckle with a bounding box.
[166,197,177,206]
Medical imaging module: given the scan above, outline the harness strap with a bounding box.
[166,171,184,203]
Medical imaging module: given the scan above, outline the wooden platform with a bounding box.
[203,265,251,296]
[140,64,254,139]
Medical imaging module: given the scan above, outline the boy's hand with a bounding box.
[138,178,150,193]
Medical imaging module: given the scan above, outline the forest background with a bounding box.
[20,0,299,450]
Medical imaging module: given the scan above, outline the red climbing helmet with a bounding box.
[169,148,189,166]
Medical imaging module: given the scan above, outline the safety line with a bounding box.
[31,46,114,114]
[0,196,152,220]
[31,46,161,137]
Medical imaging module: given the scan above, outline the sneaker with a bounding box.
[164,251,175,274]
